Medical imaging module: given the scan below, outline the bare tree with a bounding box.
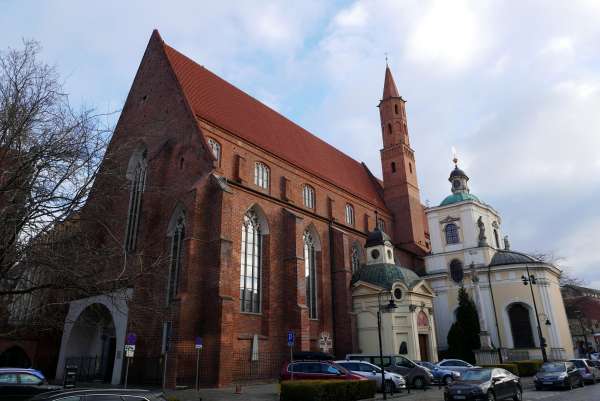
[0,41,170,335]
[528,250,587,287]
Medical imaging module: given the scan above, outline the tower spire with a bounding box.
[382,65,400,99]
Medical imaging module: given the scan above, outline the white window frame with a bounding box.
[254,162,270,190]
[345,204,355,226]
[207,138,221,165]
[240,210,262,313]
[303,184,315,209]
[304,230,318,319]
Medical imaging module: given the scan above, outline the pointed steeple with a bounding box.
[382,65,400,99]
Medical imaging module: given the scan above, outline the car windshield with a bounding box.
[460,369,491,382]
[540,363,565,373]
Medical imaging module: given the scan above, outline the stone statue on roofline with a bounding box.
[477,216,487,247]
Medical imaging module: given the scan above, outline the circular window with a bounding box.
[371,249,380,259]
[394,288,403,300]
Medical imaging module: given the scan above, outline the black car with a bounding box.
[0,368,62,401]
[444,368,522,401]
[29,388,168,401]
[534,361,584,390]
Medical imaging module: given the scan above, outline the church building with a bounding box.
[53,30,432,387]
[424,161,573,363]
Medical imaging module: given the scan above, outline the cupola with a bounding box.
[365,228,395,265]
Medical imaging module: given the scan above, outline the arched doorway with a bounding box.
[0,346,31,368]
[508,303,535,348]
[64,303,116,382]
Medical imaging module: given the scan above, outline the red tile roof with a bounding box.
[158,32,387,209]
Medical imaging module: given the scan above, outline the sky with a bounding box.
[2,0,599,287]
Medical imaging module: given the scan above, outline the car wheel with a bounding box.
[487,390,496,401]
[413,376,425,389]
[513,387,522,401]
[384,380,395,394]
[443,375,453,386]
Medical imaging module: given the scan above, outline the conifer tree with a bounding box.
[447,286,481,363]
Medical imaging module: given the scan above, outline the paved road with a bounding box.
[166,381,600,401]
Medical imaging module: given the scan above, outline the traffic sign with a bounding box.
[287,331,295,347]
[124,344,135,358]
[195,336,203,350]
[318,332,332,353]
[126,332,137,345]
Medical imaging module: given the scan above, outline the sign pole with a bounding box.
[290,344,294,381]
[124,357,130,389]
[162,352,168,390]
[195,347,200,391]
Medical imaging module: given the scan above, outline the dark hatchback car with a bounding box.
[29,388,168,401]
[444,368,522,401]
[0,368,62,401]
[534,361,584,390]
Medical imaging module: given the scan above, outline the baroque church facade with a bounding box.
[53,30,431,387]
[424,162,573,362]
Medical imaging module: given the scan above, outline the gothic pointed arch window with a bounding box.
[303,184,315,209]
[508,303,535,348]
[207,138,221,166]
[351,245,360,273]
[167,208,185,303]
[125,148,147,252]
[254,162,270,190]
[240,209,262,313]
[445,223,459,245]
[345,204,355,226]
[304,230,318,319]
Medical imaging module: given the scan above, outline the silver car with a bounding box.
[437,359,479,378]
[569,358,600,383]
[335,360,406,393]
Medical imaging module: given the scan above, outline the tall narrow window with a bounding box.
[303,184,315,209]
[351,246,360,273]
[494,229,500,248]
[167,213,185,303]
[254,162,270,190]
[345,204,355,226]
[394,104,399,114]
[304,230,317,319]
[445,223,459,244]
[240,210,261,313]
[125,149,147,252]
[388,123,392,135]
[207,138,221,165]
[377,218,386,232]
[391,162,396,173]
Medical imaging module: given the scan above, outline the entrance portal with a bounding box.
[0,346,31,368]
[418,334,429,361]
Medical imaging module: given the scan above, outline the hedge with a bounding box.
[514,360,544,376]
[280,380,376,401]
[480,364,519,375]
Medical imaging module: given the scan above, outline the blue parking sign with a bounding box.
[287,331,294,347]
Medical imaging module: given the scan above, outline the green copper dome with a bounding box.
[440,192,481,206]
[352,263,421,290]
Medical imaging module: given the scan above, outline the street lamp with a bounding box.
[521,265,548,362]
[377,290,397,400]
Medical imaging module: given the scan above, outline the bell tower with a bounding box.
[378,65,427,254]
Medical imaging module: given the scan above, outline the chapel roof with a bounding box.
[489,250,543,267]
[352,263,421,290]
[156,31,387,209]
[365,228,393,247]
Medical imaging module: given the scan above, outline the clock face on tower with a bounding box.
[371,249,380,259]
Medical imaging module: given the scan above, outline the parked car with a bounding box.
[534,361,584,390]
[29,388,168,401]
[345,354,433,389]
[437,359,479,377]
[335,360,406,393]
[416,361,460,385]
[280,360,366,382]
[444,368,522,401]
[569,358,600,383]
[0,368,62,401]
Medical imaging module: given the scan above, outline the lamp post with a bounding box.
[521,265,548,362]
[377,290,397,400]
